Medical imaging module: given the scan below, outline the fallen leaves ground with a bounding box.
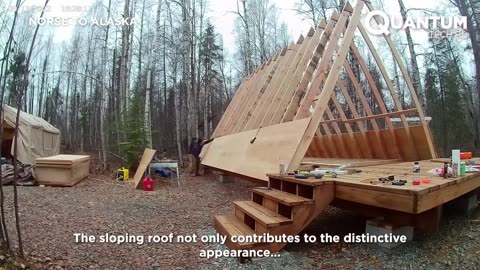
[1,173,479,269]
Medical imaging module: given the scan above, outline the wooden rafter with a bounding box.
[204,0,437,182]
[288,0,365,171]
[222,51,282,135]
[363,1,436,158]
[244,42,300,131]
[281,14,339,123]
[293,4,353,121]
[268,21,327,126]
[230,50,285,133]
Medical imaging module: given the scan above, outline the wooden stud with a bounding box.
[324,101,362,158]
[319,114,340,157]
[306,25,395,159]
[333,81,374,158]
[328,93,364,158]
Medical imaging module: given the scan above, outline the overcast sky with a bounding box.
[8,0,475,76]
[15,0,444,45]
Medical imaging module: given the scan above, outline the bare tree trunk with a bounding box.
[112,48,122,157]
[126,1,135,111]
[162,16,168,149]
[80,30,94,153]
[39,56,48,117]
[13,0,50,257]
[208,94,213,136]
[392,56,404,107]
[138,0,146,91]
[236,0,253,74]
[398,0,425,112]
[168,4,184,164]
[203,78,208,137]
[145,69,152,148]
[181,0,193,144]
[119,0,131,122]
[99,0,112,172]
[65,72,71,149]
[0,0,22,250]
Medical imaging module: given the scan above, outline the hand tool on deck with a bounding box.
[392,179,407,186]
[294,174,309,179]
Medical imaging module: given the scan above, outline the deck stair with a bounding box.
[214,175,334,252]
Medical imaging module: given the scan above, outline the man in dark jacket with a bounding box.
[188,138,199,176]
[190,138,214,176]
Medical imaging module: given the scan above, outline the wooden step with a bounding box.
[234,201,292,228]
[214,215,257,249]
[252,188,314,206]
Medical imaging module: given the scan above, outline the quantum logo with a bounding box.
[363,10,468,36]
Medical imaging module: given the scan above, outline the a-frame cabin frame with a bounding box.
[202,0,437,182]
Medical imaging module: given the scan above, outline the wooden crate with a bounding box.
[35,155,90,186]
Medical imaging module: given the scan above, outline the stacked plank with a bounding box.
[36,155,90,186]
[202,0,437,182]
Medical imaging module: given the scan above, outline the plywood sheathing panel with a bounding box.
[133,148,157,189]
[202,118,310,181]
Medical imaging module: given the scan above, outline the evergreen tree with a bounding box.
[199,23,222,138]
[7,52,26,105]
[425,35,474,156]
[122,90,148,170]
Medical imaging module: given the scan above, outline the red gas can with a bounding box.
[142,177,154,191]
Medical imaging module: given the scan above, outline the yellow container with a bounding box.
[117,167,129,181]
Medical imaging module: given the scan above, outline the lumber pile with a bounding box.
[36,155,90,186]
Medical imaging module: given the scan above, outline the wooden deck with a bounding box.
[215,158,480,253]
[268,160,480,214]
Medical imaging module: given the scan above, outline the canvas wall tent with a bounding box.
[2,104,60,165]
[201,0,437,182]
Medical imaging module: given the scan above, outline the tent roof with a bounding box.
[3,104,60,134]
